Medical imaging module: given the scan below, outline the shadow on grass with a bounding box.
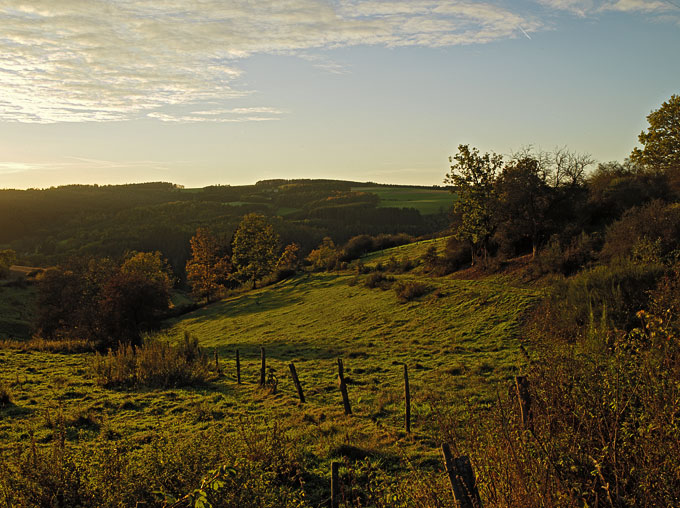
[0,402,33,419]
[174,273,346,325]
[211,338,342,363]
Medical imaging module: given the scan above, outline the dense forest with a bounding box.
[0,180,449,276]
[0,95,679,507]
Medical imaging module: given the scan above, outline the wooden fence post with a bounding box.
[337,358,352,415]
[404,364,411,433]
[441,443,482,508]
[236,349,241,385]
[214,349,220,374]
[260,347,266,386]
[515,376,532,431]
[289,362,305,403]
[331,461,340,508]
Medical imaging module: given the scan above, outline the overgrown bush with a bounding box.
[541,259,664,341]
[91,333,212,388]
[0,423,307,508]
[394,281,431,302]
[533,231,600,276]
[421,238,471,276]
[364,273,394,290]
[340,233,414,262]
[601,199,680,262]
[476,310,679,507]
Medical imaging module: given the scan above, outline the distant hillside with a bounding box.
[0,180,451,274]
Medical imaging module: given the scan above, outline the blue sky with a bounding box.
[0,0,678,189]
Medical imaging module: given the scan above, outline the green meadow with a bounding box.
[352,186,454,215]
[0,243,539,488]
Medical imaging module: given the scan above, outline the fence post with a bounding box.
[289,362,305,403]
[331,461,340,508]
[260,347,266,386]
[404,363,411,433]
[515,376,532,431]
[236,349,241,385]
[337,358,352,415]
[441,443,482,508]
[214,348,220,374]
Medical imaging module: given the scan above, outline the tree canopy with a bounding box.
[631,94,680,171]
[444,145,503,264]
[185,228,232,302]
[232,213,280,286]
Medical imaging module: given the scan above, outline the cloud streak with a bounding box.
[0,0,674,124]
[0,0,545,123]
[536,0,678,15]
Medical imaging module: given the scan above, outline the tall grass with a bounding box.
[92,332,212,388]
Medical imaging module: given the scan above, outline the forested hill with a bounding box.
[0,179,451,273]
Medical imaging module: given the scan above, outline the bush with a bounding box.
[91,333,212,388]
[394,281,431,302]
[365,273,394,290]
[340,233,414,262]
[602,200,680,262]
[421,238,471,276]
[542,259,664,341]
[0,423,306,508]
[533,232,601,276]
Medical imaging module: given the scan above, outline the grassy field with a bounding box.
[0,241,540,503]
[352,186,454,215]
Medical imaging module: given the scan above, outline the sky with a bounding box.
[0,0,678,189]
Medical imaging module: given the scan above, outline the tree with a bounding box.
[275,243,302,278]
[232,213,280,287]
[494,157,552,258]
[306,237,339,271]
[36,254,172,347]
[444,145,503,265]
[631,95,680,171]
[121,251,174,292]
[0,249,16,279]
[185,228,232,302]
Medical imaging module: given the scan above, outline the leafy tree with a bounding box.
[0,249,16,279]
[306,237,339,271]
[185,228,232,302]
[232,213,280,286]
[121,251,174,293]
[275,243,302,276]
[98,269,171,345]
[494,157,552,257]
[444,145,502,265]
[631,94,680,171]
[36,255,173,347]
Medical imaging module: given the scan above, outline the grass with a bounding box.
[0,239,539,503]
[361,236,450,268]
[352,186,454,215]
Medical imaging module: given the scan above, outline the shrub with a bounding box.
[364,273,394,290]
[533,232,601,276]
[340,233,414,262]
[91,333,212,388]
[542,259,664,341]
[602,200,680,262]
[394,281,431,302]
[0,423,306,508]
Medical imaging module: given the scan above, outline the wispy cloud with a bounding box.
[0,0,543,124]
[536,0,678,15]
[0,157,171,176]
